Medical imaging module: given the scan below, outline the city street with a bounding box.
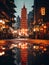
[0,0,49,65]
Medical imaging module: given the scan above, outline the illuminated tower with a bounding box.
[21,5,28,29]
[20,5,28,36]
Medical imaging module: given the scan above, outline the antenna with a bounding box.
[23,1,25,8]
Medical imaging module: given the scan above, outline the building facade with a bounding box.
[33,0,49,39]
[0,0,16,28]
[17,16,20,29]
[21,5,28,29]
[20,5,28,36]
[28,10,34,29]
[34,0,49,24]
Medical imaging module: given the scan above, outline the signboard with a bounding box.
[41,7,45,15]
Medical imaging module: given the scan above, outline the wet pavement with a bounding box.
[0,38,49,65]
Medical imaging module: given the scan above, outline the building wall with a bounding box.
[0,0,16,27]
[34,0,49,24]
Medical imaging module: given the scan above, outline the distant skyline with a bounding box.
[14,0,34,17]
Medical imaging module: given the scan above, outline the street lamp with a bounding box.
[33,26,39,39]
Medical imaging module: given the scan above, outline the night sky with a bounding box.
[14,0,34,17]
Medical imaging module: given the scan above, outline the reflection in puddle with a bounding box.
[0,40,49,65]
[9,41,48,65]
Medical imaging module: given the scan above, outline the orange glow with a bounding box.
[33,26,39,32]
[40,46,43,49]
[21,43,28,49]
[43,48,47,51]
[33,46,39,50]
[0,40,6,45]
[41,7,45,15]
[33,28,36,32]
[35,28,39,31]
[10,44,18,49]
[19,29,28,36]
[43,25,47,29]
[0,41,5,43]
[35,46,39,50]
[19,43,21,46]
[0,20,5,24]
[1,47,5,50]
[21,44,24,49]
[33,46,36,49]
[2,25,5,28]
[0,51,5,56]
[2,21,5,24]
[40,28,43,31]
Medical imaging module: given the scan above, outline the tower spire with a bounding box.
[23,2,25,8]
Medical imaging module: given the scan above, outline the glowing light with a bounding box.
[19,29,28,36]
[35,28,39,31]
[2,26,5,28]
[0,20,2,23]
[43,25,47,29]
[0,40,6,45]
[0,51,5,56]
[40,28,43,31]
[18,43,21,45]
[19,32,21,35]
[21,43,28,49]
[13,30,17,33]
[40,46,43,49]
[33,46,36,49]
[0,20,5,24]
[10,44,17,49]
[25,43,28,45]
[41,7,45,15]
[43,48,47,51]
[33,46,39,50]
[33,28,36,32]
[2,21,5,24]
[2,47,5,50]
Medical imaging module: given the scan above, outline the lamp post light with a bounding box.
[0,20,5,30]
[2,20,5,25]
[33,26,39,39]
[0,20,5,24]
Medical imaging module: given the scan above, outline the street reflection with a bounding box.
[0,40,49,65]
